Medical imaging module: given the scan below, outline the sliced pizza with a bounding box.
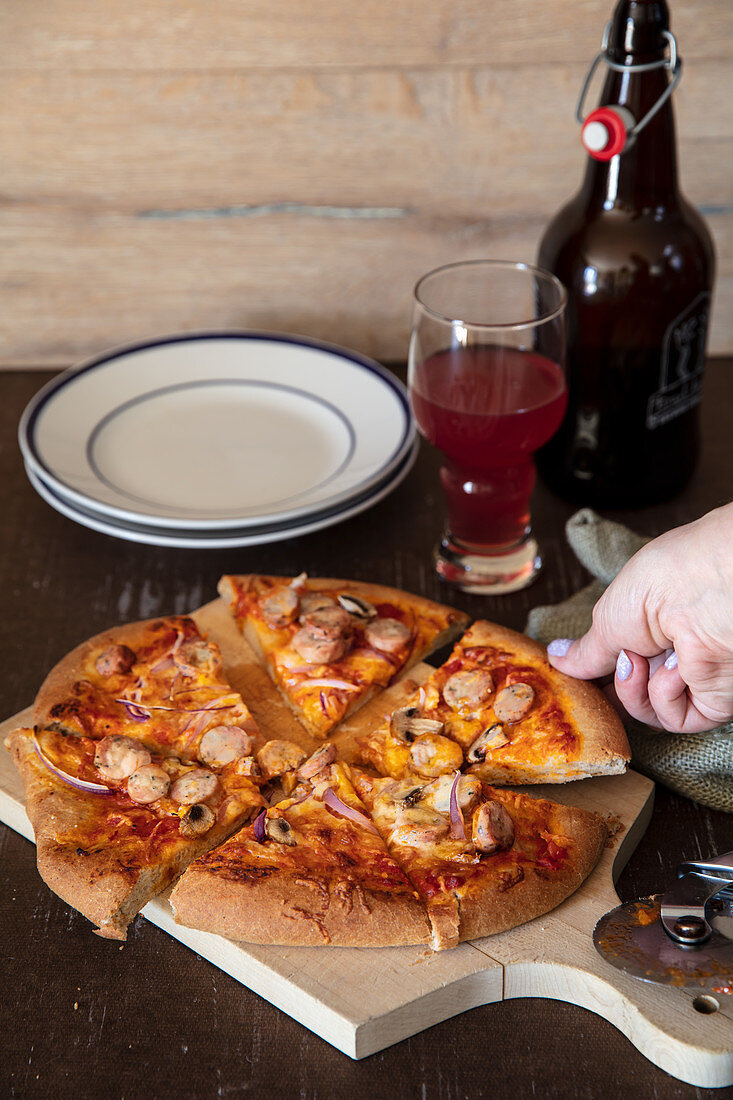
[352,769,607,949]
[34,616,263,764]
[170,758,431,947]
[6,725,264,940]
[217,574,469,739]
[358,620,630,785]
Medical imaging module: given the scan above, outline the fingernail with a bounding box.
[547,638,574,657]
[664,649,678,670]
[616,650,633,681]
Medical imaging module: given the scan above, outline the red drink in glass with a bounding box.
[408,260,567,593]
[410,345,567,546]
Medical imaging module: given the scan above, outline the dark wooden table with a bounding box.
[2,363,732,1100]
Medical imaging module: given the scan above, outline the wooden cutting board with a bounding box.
[2,600,732,1087]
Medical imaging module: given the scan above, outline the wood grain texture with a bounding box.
[4,649,730,1083]
[3,0,731,69]
[1,366,733,1098]
[4,694,731,1084]
[1,0,731,364]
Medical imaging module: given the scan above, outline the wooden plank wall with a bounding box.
[1,0,731,366]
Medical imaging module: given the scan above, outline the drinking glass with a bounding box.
[408,260,567,593]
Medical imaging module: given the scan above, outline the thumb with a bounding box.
[547,629,621,679]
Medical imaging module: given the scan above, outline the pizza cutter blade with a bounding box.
[593,852,733,993]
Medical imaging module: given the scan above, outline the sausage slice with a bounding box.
[472,800,515,854]
[493,683,535,723]
[94,735,151,780]
[127,764,171,804]
[198,725,253,767]
[170,768,219,805]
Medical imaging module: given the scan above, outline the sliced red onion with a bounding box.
[115,698,151,722]
[33,733,111,795]
[181,711,213,754]
[117,697,235,720]
[295,678,360,693]
[417,686,426,708]
[253,808,267,842]
[449,771,466,840]
[350,646,398,668]
[319,691,329,717]
[322,787,379,834]
[150,630,185,673]
[283,664,320,676]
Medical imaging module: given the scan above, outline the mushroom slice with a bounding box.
[179,802,215,838]
[466,723,509,763]
[472,800,515,854]
[399,785,424,808]
[409,733,464,778]
[337,593,377,619]
[390,705,444,742]
[297,743,336,781]
[493,683,535,723]
[264,816,297,846]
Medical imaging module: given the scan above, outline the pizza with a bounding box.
[169,743,606,950]
[357,620,630,785]
[6,584,621,950]
[170,759,432,947]
[6,616,270,939]
[352,770,607,949]
[216,573,468,739]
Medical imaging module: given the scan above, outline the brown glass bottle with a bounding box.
[537,0,715,508]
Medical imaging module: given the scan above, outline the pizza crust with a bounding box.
[217,574,469,739]
[6,726,262,939]
[452,799,607,945]
[458,621,630,782]
[170,863,432,948]
[34,617,197,735]
[357,620,630,785]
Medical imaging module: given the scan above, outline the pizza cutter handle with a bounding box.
[660,870,733,945]
[677,851,733,880]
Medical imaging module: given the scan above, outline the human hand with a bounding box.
[546,504,733,733]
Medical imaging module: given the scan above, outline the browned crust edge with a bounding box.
[170,865,431,948]
[455,800,607,943]
[6,726,259,939]
[33,615,201,733]
[455,620,630,775]
[217,575,469,738]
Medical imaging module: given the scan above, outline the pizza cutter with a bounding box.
[594,852,733,993]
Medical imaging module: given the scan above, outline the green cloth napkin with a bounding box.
[526,508,733,813]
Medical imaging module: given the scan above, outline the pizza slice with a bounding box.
[352,769,607,950]
[34,616,263,764]
[170,758,431,947]
[217,574,469,739]
[358,620,630,785]
[5,725,265,940]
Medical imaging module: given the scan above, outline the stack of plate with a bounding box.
[19,333,417,549]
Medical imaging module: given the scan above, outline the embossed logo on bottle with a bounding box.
[646,293,710,430]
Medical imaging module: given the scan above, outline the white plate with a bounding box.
[19,333,413,530]
[24,442,418,549]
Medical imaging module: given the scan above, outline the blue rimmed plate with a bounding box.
[19,333,414,531]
